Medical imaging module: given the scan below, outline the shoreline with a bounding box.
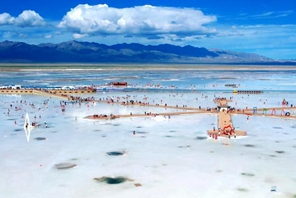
[0,63,296,72]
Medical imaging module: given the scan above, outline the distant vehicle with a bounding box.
[12,85,22,89]
[110,82,128,86]
[62,86,75,90]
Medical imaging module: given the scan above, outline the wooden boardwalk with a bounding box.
[85,97,296,139]
[3,88,294,138]
[207,99,247,138]
[0,88,95,100]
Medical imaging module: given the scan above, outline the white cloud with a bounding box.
[250,10,293,19]
[2,31,16,38]
[58,4,216,37]
[0,10,45,27]
[44,34,53,39]
[73,33,88,39]
[0,13,14,25]
[14,10,45,27]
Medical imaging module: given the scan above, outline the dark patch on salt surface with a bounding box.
[107,151,125,156]
[196,136,207,140]
[55,163,77,169]
[178,145,190,149]
[113,124,120,126]
[165,135,172,138]
[35,137,47,141]
[211,123,215,125]
[270,155,277,157]
[136,131,148,134]
[101,135,106,138]
[94,129,101,132]
[275,141,280,143]
[291,126,296,128]
[244,144,255,148]
[241,173,255,177]
[237,188,248,192]
[136,126,142,128]
[284,133,289,135]
[14,128,22,132]
[134,183,142,187]
[169,130,176,133]
[7,118,16,120]
[94,177,127,184]
[275,151,285,154]
[273,127,283,129]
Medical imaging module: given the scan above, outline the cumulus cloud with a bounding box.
[58,4,217,38]
[14,10,45,27]
[0,10,45,27]
[0,13,14,25]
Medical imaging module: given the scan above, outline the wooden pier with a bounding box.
[207,98,247,138]
[0,88,96,100]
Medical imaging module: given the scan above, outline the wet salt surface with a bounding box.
[0,91,296,198]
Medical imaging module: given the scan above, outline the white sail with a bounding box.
[23,113,34,142]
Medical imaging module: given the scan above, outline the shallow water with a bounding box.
[0,69,296,198]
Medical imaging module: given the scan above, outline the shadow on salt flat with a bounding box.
[273,127,283,129]
[241,172,255,177]
[7,118,17,120]
[136,131,148,134]
[178,145,191,149]
[35,137,47,141]
[196,136,207,140]
[237,188,249,192]
[107,151,126,156]
[93,176,134,185]
[54,163,77,170]
[244,144,256,148]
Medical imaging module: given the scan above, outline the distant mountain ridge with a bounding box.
[0,40,281,64]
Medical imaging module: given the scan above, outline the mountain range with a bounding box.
[0,40,290,64]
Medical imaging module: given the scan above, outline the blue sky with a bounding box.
[0,0,295,59]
